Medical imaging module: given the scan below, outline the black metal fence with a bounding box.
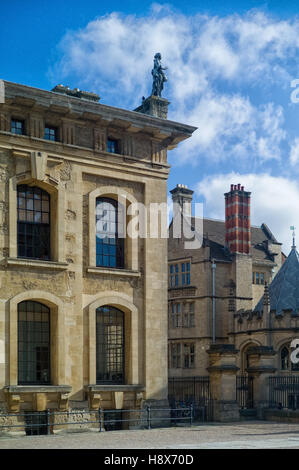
[168,376,213,421]
[269,375,299,409]
[0,405,198,436]
[236,375,254,409]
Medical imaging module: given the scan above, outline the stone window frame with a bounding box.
[183,342,195,369]
[9,290,66,386]
[252,271,265,285]
[169,302,181,328]
[278,342,299,372]
[8,174,66,265]
[182,302,195,328]
[168,259,191,288]
[87,292,140,386]
[170,342,181,368]
[44,124,59,142]
[88,186,138,272]
[11,118,25,136]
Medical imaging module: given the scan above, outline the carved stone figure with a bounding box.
[151,53,168,97]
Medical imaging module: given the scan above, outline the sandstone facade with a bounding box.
[0,80,196,431]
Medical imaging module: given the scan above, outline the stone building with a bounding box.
[168,183,299,421]
[0,79,196,432]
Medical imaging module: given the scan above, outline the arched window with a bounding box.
[96,306,124,384]
[18,301,50,385]
[281,346,289,370]
[17,185,50,260]
[95,197,124,268]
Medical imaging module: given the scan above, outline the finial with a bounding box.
[290,226,296,249]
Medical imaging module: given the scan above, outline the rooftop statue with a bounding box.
[151,53,168,97]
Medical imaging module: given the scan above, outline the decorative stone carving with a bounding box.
[65,209,76,220]
[88,392,102,410]
[59,392,70,411]
[6,393,21,412]
[60,161,72,181]
[22,280,38,290]
[0,166,8,182]
[135,391,144,408]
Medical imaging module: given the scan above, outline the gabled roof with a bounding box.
[254,247,299,314]
[193,218,278,264]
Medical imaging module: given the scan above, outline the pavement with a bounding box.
[1,421,299,449]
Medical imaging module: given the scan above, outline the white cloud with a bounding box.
[171,94,285,165]
[51,8,299,167]
[196,172,299,254]
[289,137,299,166]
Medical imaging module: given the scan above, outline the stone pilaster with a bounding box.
[207,344,240,422]
[246,345,276,417]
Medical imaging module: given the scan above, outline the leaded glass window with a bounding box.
[17,185,50,260]
[96,306,124,384]
[18,301,50,385]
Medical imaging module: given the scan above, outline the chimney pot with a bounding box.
[230,184,234,191]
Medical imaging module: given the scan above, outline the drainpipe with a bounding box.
[211,259,216,343]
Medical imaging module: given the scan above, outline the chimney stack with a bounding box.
[224,184,251,254]
[170,184,194,217]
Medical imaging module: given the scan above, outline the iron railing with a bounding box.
[0,405,199,436]
[168,376,213,421]
[236,375,254,409]
[269,375,299,409]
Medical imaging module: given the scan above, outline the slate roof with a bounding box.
[195,218,279,264]
[254,247,299,314]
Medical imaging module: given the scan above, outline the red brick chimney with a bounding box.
[224,184,251,254]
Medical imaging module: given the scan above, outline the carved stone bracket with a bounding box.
[88,392,102,410]
[31,151,47,181]
[5,392,21,412]
[59,392,70,411]
[135,391,144,408]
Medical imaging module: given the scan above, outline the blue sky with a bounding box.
[2,0,299,252]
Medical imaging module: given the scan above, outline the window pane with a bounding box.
[96,306,124,384]
[11,119,24,135]
[107,139,119,153]
[44,126,57,141]
[96,198,124,268]
[18,301,50,385]
[17,185,50,260]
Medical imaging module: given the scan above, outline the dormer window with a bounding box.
[11,119,25,135]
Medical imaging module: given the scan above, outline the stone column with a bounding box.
[246,346,276,418]
[207,344,240,422]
